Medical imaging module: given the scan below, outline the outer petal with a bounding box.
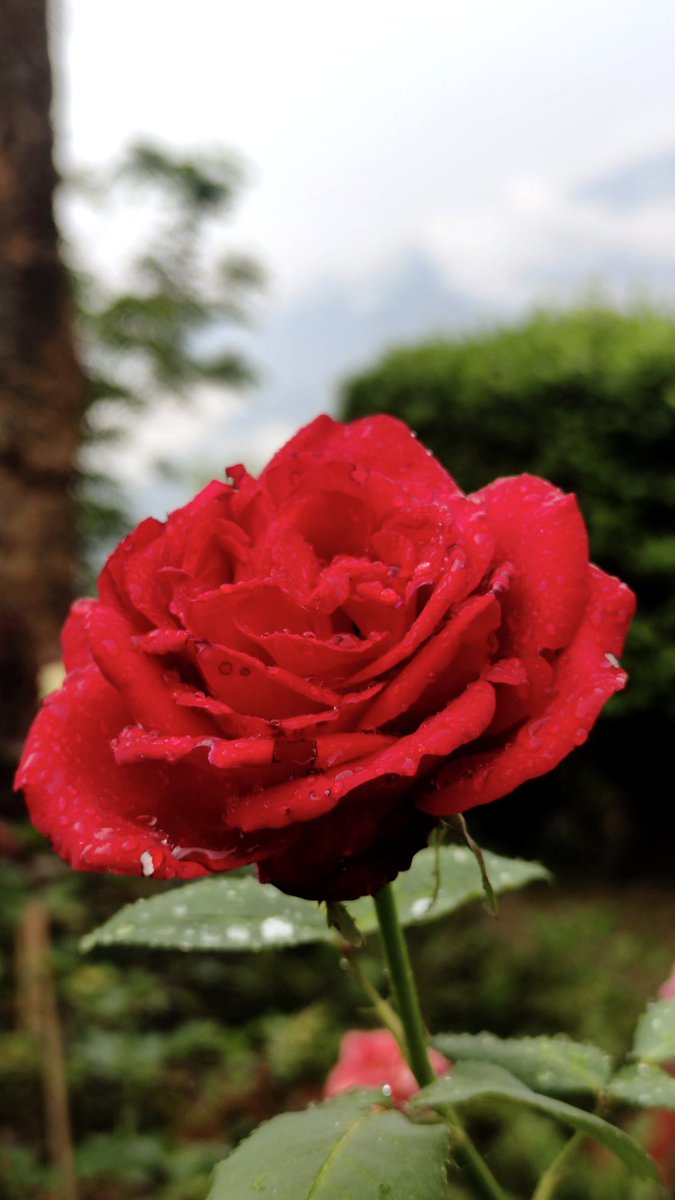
[260,414,463,500]
[16,666,196,878]
[16,666,289,880]
[258,782,436,900]
[61,599,96,672]
[418,566,635,817]
[473,474,590,654]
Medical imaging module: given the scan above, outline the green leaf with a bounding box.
[410,1061,659,1182]
[431,1031,612,1096]
[350,845,549,931]
[82,846,548,954]
[630,997,675,1064]
[207,1092,449,1200]
[81,875,331,953]
[608,1063,675,1110]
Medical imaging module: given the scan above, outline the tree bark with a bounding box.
[0,0,84,782]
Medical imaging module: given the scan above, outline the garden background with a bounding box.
[2,2,675,1196]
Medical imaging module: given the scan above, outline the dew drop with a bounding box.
[334,769,354,783]
[140,851,155,877]
[218,661,233,676]
[526,718,550,748]
[240,666,251,677]
[260,916,295,942]
[226,924,250,944]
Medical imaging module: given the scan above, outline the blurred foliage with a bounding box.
[341,304,675,872]
[1,825,673,1198]
[70,142,264,579]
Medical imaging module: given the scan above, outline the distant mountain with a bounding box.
[576,148,675,210]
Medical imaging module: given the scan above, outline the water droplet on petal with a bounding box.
[526,718,550,748]
[140,851,155,877]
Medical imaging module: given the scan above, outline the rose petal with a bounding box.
[260,414,462,500]
[87,605,215,736]
[62,599,96,672]
[418,566,635,817]
[258,780,435,900]
[363,594,500,729]
[226,680,496,831]
[474,475,590,654]
[17,666,292,879]
[193,641,342,718]
[15,667,199,879]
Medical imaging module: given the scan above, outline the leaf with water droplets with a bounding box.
[630,998,675,1065]
[82,846,549,955]
[608,1063,675,1110]
[430,1031,612,1096]
[410,1062,659,1182]
[207,1092,449,1200]
[81,873,333,953]
[358,844,549,931]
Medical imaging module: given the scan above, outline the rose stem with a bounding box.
[531,1132,585,1200]
[372,882,509,1200]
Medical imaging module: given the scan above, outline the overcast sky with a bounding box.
[53,0,675,512]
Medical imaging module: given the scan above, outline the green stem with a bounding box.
[372,883,509,1200]
[372,884,434,1086]
[531,1132,584,1200]
[342,949,405,1047]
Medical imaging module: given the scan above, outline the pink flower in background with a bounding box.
[324,1029,450,1106]
[658,965,675,1001]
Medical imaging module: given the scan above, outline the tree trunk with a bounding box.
[0,0,84,787]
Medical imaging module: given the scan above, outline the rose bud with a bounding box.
[324,1029,450,1105]
[16,415,634,900]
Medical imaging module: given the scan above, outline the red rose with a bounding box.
[16,415,634,900]
[324,1028,450,1105]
